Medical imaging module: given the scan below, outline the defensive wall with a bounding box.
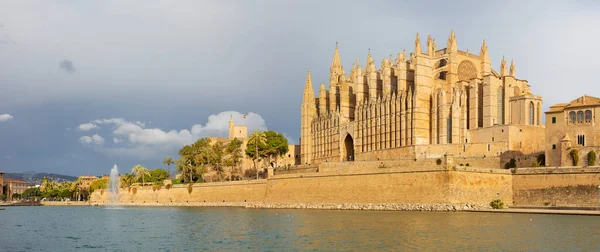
[90,160,600,207]
[90,160,514,206]
[512,167,600,206]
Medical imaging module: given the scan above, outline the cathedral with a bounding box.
[300,31,545,165]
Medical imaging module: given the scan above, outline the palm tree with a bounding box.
[248,131,267,179]
[131,164,149,186]
[162,157,175,178]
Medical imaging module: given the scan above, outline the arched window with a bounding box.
[577,111,584,122]
[569,111,576,124]
[497,86,504,125]
[437,59,447,68]
[585,110,592,122]
[529,102,535,125]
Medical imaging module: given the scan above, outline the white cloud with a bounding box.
[80,134,105,145]
[0,113,13,122]
[76,111,268,159]
[77,123,98,131]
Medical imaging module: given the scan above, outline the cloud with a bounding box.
[59,59,76,73]
[77,123,98,131]
[80,134,105,145]
[0,113,13,122]
[77,111,268,159]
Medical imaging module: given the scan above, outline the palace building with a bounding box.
[300,31,545,166]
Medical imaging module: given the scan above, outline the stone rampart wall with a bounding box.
[91,168,512,206]
[512,167,600,206]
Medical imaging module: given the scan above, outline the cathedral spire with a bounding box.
[415,33,422,55]
[366,49,376,74]
[509,59,515,77]
[480,40,490,75]
[302,70,315,101]
[447,30,457,53]
[427,34,434,56]
[500,56,506,77]
[330,42,344,85]
[331,42,342,69]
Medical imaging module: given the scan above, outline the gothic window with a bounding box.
[497,86,505,125]
[577,111,584,122]
[437,59,447,68]
[447,117,452,144]
[438,71,447,80]
[585,110,592,122]
[529,102,535,125]
[569,111,576,124]
[458,60,477,82]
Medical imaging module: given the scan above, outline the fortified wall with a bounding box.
[91,161,514,206]
[91,161,600,207]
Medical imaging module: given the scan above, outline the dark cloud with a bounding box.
[59,59,76,73]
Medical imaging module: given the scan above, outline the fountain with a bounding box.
[108,164,120,207]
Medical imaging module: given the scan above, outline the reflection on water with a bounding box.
[1,206,600,251]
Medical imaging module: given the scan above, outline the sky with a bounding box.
[1,0,599,176]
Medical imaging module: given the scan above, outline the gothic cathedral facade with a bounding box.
[300,31,545,165]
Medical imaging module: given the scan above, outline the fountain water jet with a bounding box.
[108,164,120,207]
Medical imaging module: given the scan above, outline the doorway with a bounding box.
[344,134,354,161]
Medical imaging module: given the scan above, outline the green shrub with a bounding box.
[544,202,550,206]
[490,199,504,209]
[532,161,542,167]
[436,159,442,165]
[0,194,5,201]
[187,183,193,194]
[378,163,388,169]
[165,184,172,190]
[570,149,579,166]
[587,151,597,166]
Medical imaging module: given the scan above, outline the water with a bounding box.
[1,206,600,251]
[108,165,120,207]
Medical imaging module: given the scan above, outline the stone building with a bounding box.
[3,179,30,200]
[545,95,600,166]
[78,175,99,190]
[300,31,545,166]
[227,117,300,170]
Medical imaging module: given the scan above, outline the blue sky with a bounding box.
[1,1,599,176]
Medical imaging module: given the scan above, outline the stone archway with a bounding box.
[344,134,354,161]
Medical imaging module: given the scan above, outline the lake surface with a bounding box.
[1,206,600,251]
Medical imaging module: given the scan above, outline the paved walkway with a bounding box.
[468,208,600,216]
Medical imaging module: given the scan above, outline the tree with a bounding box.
[132,164,150,186]
[148,168,169,183]
[262,130,289,167]
[162,157,175,178]
[226,138,244,176]
[176,157,196,183]
[247,131,267,179]
[89,178,107,193]
[120,173,136,188]
[588,151,597,166]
